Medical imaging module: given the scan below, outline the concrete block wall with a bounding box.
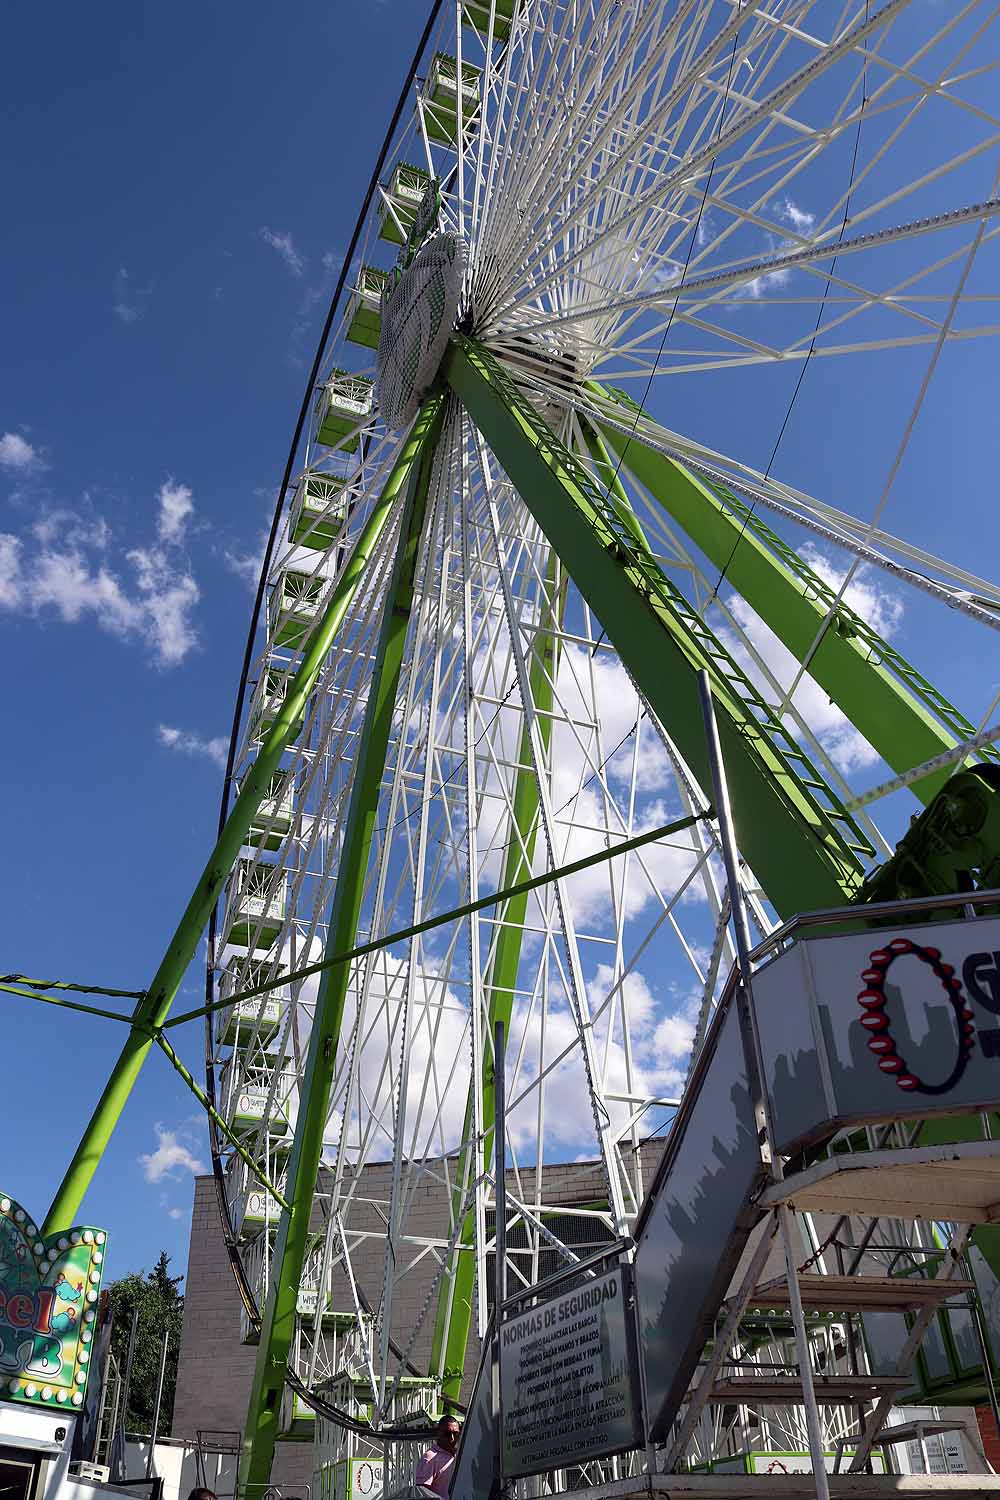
[173,1140,667,1478]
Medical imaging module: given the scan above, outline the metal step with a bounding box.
[708,1374,911,1404]
[761,1141,1000,1223]
[861,1421,966,1448]
[749,1274,976,1313]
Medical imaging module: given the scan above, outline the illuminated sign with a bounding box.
[0,1193,107,1410]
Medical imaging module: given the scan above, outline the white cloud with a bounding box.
[743,200,816,298]
[500,962,696,1155]
[157,479,194,544]
[0,536,20,606]
[0,501,200,668]
[745,267,786,299]
[32,511,110,550]
[224,527,269,590]
[0,433,37,471]
[259,227,305,277]
[168,1207,184,1221]
[113,266,150,325]
[158,723,228,768]
[774,197,815,236]
[127,546,199,664]
[139,1124,206,1184]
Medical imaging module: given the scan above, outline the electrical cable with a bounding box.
[777,152,1000,720]
[0,972,146,1000]
[707,2,871,604]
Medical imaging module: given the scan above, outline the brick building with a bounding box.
[173,1147,662,1492]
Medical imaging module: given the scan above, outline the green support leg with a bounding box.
[580,418,653,556]
[430,552,563,1403]
[239,393,447,1493]
[592,385,977,803]
[444,335,869,919]
[43,412,441,1237]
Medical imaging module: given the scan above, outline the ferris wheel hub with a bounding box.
[375,232,468,431]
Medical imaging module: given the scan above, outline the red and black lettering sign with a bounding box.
[858,936,976,1094]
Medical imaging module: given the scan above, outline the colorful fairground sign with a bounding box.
[0,1192,107,1410]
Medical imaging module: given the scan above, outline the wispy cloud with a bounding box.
[157,479,194,545]
[158,1191,189,1223]
[774,197,816,236]
[223,514,270,591]
[0,480,201,667]
[157,723,227,768]
[744,199,816,298]
[259,227,305,278]
[139,1123,206,1184]
[0,432,38,472]
[0,536,20,607]
[288,248,340,366]
[113,266,151,325]
[32,511,109,550]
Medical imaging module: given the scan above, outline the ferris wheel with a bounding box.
[194,0,1000,1485]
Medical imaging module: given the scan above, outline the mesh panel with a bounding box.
[376,234,467,430]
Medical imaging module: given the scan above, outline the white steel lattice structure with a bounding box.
[190,1,1000,1486]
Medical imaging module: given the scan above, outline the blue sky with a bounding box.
[0,1,430,1282]
[2,1,998,1290]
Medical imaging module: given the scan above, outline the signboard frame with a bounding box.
[753,914,1000,1155]
[0,1191,107,1413]
[499,1262,643,1479]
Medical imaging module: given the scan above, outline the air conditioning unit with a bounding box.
[69,1462,111,1483]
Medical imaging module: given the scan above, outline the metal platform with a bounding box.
[750,1274,976,1313]
[708,1375,912,1404]
[760,1141,1000,1223]
[570,1476,1000,1500]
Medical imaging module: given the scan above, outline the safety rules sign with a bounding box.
[500,1266,642,1477]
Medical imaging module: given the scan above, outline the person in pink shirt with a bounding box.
[415,1414,461,1499]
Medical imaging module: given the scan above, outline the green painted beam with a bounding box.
[153,1032,289,1209]
[43,411,440,1238]
[445,335,869,919]
[592,385,979,804]
[580,417,654,554]
[430,550,563,1402]
[239,393,447,1493]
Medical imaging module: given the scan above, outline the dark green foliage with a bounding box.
[107,1252,184,1436]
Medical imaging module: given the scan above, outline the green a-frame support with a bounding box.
[41,335,991,1489]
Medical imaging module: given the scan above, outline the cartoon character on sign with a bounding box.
[50,1306,77,1337]
[857,937,976,1093]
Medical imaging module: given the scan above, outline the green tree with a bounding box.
[107,1252,185,1436]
